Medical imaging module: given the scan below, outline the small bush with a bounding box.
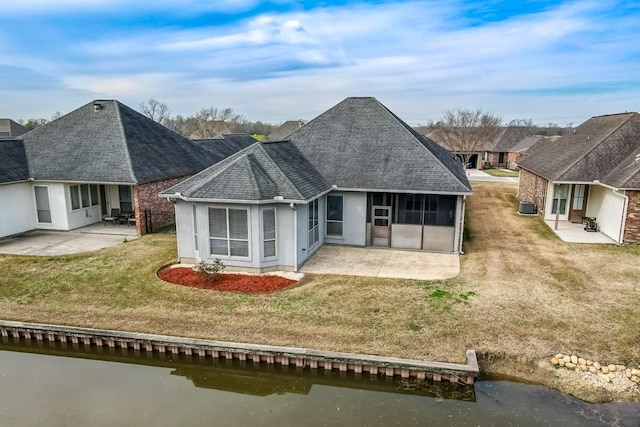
[193,259,225,285]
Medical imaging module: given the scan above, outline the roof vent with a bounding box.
[93,102,103,111]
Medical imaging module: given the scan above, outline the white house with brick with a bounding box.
[0,100,254,239]
[518,112,640,244]
[161,97,473,272]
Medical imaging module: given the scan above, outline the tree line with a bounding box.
[17,98,277,138]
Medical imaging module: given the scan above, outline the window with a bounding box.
[119,185,132,213]
[34,186,52,223]
[552,184,569,214]
[262,208,276,258]
[308,199,319,247]
[209,207,249,257]
[572,185,586,211]
[70,185,81,210]
[192,205,199,252]
[326,195,343,237]
[89,185,99,206]
[70,184,100,210]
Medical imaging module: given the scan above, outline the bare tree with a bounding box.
[430,108,502,169]
[140,98,171,124]
[185,107,246,138]
[508,118,534,127]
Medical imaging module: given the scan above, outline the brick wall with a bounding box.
[133,176,188,235]
[624,190,640,244]
[517,169,548,217]
[486,152,523,170]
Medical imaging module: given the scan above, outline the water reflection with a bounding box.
[1,337,639,427]
[1,337,475,401]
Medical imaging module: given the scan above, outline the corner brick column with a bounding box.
[624,191,640,244]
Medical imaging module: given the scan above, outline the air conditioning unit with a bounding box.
[519,201,535,214]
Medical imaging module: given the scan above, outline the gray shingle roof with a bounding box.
[192,134,257,162]
[491,127,538,152]
[162,141,330,201]
[518,112,640,189]
[0,139,29,184]
[287,97,471,194]
[263,120,305,142]
[0,119,27,137]
[510,136,545,153]
[20,100,219,184]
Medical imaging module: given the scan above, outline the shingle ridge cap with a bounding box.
[114,101,138,184]
[258,143,307,200]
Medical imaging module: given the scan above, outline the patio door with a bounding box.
[569,184,589,223]
[371,206,391,247]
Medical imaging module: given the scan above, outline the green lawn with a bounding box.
[1,183,638,373]
[482,168,520,177]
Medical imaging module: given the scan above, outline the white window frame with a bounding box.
[192,204,199,254]
[326,194,343,237]
[34,185,52,224]
[69,184,99,211]
[208,207,251,259]
[261,207,277,260]
[308,198,319,247]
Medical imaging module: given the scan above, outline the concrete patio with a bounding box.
[0,225,137,256]
[300,245,460,280]
[544,220,617,244]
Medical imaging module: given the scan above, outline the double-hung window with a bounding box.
[326,195,343,237]
[209,207,249,257]
[262,208,277,258]
[308,199,319,246]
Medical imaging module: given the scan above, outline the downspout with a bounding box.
[617,191,629,245]
[292,204,298,272]
[459,195,467,254]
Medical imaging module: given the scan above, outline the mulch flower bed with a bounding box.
[158,266,297,293]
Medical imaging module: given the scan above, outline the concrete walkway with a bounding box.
[466,168,519,183]
[0,229,137,256]
[300,245,460,280]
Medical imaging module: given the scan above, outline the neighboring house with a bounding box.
[427,126,543,170]
[518,112,640,244]
[161,97,473,272]
[192,133,257,160]
[0,100,244,239]
[0,119,28,137]
[262,120,305,142]
[483,127,541,169]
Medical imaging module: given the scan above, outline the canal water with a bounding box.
[1,339,639,426]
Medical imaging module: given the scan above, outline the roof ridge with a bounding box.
[114,101,138,184]
[256,143,306,200]
[377,100,470,192]
[557,113,636,180]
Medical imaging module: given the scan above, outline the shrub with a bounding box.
[193,259,225,285]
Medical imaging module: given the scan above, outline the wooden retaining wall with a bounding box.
[0,320,479,385]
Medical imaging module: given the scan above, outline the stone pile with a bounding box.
[550,353,640,385]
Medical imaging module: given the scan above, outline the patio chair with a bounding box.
[582,217,598,232]
[127,215,136,227]
[103,208,120,226]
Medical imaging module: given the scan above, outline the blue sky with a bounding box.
[1,0,638,126]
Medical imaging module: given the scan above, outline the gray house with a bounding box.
[161,97,472,272]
